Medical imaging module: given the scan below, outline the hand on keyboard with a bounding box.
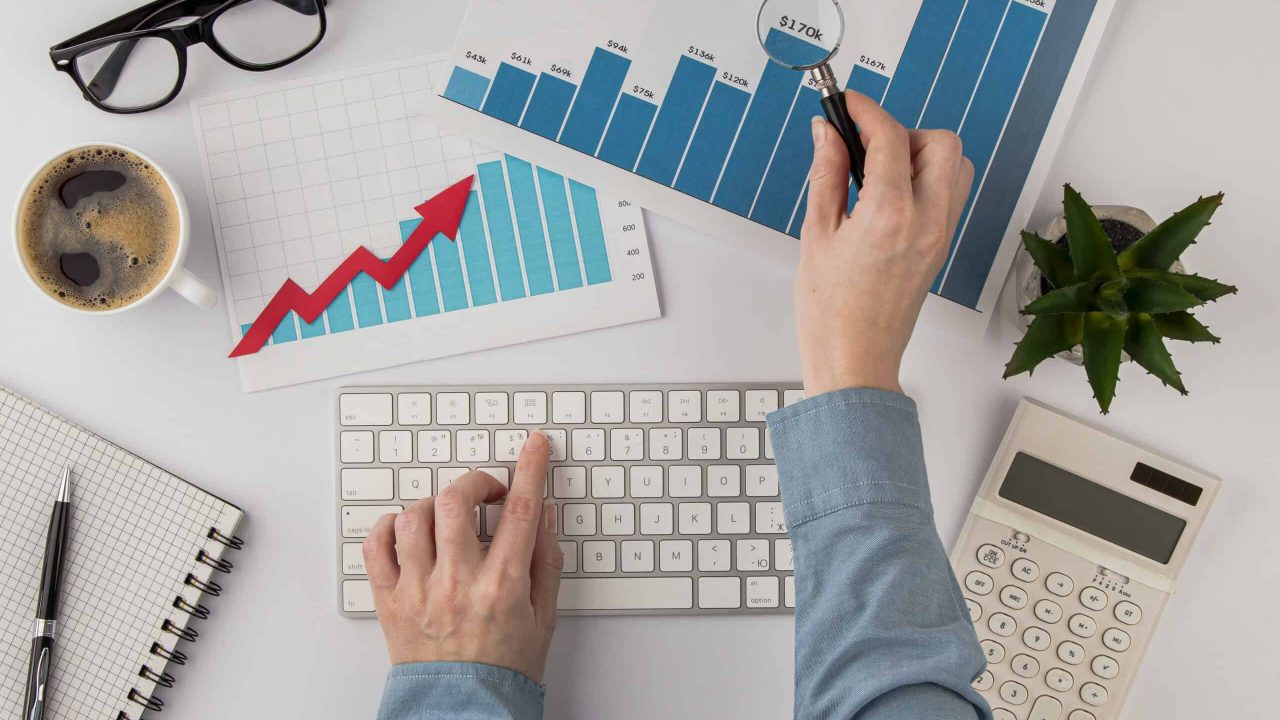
[796,91,974,396]
[363,431,563,682]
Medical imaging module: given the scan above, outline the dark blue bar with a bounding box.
[458,191,498,306]
[481,62,537,125]
[712,29,805,216]
[504,156,555,295]
[636,56,716,185]
[401,219,440,317]
[559,48,631,155]
[845,67,892,214]
[751,87,821,231]
[521,73,577,140]
[919,0,1008,133]
[325,289,355,332]
[943,0,1095,307]
[674,82,749,201]
[443,66,491,110]
[882,0,967,127]
[597,94,657,170]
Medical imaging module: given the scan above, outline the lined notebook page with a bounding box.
[0,387,244,719]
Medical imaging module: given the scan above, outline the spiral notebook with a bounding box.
[0,386,245,719]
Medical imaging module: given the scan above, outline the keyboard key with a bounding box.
[342,505,401,537]
[687,428,721,459]
[1080,587,1108,611]
[640,503,674,535]
[591,466,625,498]
[340,393,392,426]
[379,430,412,463]
[988,612,1017,637]
[399,468,431,500]
[648,428,682,460]
[558,577,693,610]
[1046,572,1074,597]
[746,576,779,607]
[999,680,1028,706]
[716,503,750,534]
[341,542,366,575]
[436,393,469,424]
[620,540,655,572]
[628,390,663,423]
[591,391,625,423]
[667,390,702,422]
[544,429,568,461]
[1079,682,1108,707]
[513,392,547,424]
[1028,694,1062,720]
[456,430,490,463]
[553,467,587,498]
[571,429,604,460]
[679,503,712,535]
[436,467,468,493]
[736,539,769,571]
[745,390,778,421]
[1069,613,1097,638]
[563,504,597,536]
[1023,626,1052,651]
[1102,627,1131,652]
[1114,600,1142,625]
[483,505,503,536]
[342,579,374,612]
[601,503,635,536]
[964,571,994,596]
[629,466,663,497]
[697,539,730,571]
[1010,653,1039,678]
[480,467,510,489]
[559,542,577,573]
[1057,640,1085,665]
[707,465,741,497]
[582,540,615,572]
[474,392,509,424]
[745,465,779,497]
[775,539,793,571]
[980,639,1005,664]
[784,389,805,406]
[1012,557,1040,582]
[668,466,701,497]
[755,502,787,534]
[1046,667,1074,692]
[1091,655,1119,680]
[698,577,741,608]
[977,544,1006,568]
[341,468,393,500]
[494,430,527,461]
[726,428,760,459]
[340,431,374,463]
[609,428,644,460]
[417,430,451,462]
[552,391,586,423]
[396,393,431,425]
[706,390,740,422]
[999,585,1029,610]
[660,540,693,572]
[764,428,775,460]
[784,575,795,608]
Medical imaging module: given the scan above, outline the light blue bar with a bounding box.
[325,289,355,333]
[351,274,384,328]
[505,156,555,296]
[882,0,967,127]
[567,180,611,285]
[674,81,750,201]
[298,312,326,339]
[401,219,441,317]
[559,47,631,155]
[752,87,821,231]
[381,272,412,323]
[241,323,268,346]
[443,66,491,110]
[919,0,1009,133]
[635,55,716,185]
[481,62,537,125]
[521,73,577,140]
[597,94,657,170]
[536,167,583,290]
[432,234,470,312]
[271,312,298,344]
[846,66,893,214]
[477,161,526,301]
[458,191,497,306]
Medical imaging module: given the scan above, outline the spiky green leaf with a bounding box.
[1097,279,1129,318]
[1004,314,1083,378]
[1083,312,1125,414]
[1154,312,1221,344]
[1022,231,1076,289]
[1126,314,1187,394]
[1023,281,1095,316]
[1125,269,1238,303]
[1118,193,1225,271]
[1063,185,1121,282]
[1123,278,1204,314]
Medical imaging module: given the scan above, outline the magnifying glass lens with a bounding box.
[757,0,845,70]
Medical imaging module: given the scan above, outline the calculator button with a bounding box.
[993,710,1017,720]
[1080,682,1109,707]
[1046,667,1075,692]
[1034,599,1063,624]
[965,571,994,595]
[1068,613,1097,638]
[1023,626,1052,652]
[965,598,983,623]
[999,585,1029,610]
[1091,655,1119,680]
[988,612,1017,637]
[1114,600,1142,625]
[981,639,1006,664]
[1080,587,1109,611]
[1102,627,1132,652]
[1068,711,1096,720]
[1057,640,1086,666]
[977,544,1006,568]
[999,681,1028,706]
[1028,694,1063,720]
[1045,572,1074,597]
[1011,557,1040,582]
[972,669,994,691]
[1010,653,1040,679]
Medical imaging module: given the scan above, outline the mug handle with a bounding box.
[170,267,219,310]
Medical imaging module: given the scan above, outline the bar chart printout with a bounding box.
[438,0,1114,316]
[192,57,660,392]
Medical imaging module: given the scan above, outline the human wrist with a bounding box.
[802,359,903,396]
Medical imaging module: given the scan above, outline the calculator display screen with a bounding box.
[999,453,1186,563]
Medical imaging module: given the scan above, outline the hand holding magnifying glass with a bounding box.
[757,0,866,189]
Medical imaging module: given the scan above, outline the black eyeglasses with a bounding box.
[50,0,328,114]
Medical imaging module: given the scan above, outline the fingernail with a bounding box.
[542,503,557,531]
[811,117,826,148]
[526,429,548,450]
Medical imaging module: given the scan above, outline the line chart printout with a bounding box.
[435,0,1115,319]
[192,56,659,392]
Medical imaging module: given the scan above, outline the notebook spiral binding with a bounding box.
[121,526,243,718]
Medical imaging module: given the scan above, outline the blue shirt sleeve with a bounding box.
[377,662,544,720]
[767,388,992,720]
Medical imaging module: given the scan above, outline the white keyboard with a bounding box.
[335,383,804,616]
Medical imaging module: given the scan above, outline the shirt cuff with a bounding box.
[377,662,545,720]
[766,387,933,530]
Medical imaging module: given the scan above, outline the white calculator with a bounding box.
[951,399,1219,720]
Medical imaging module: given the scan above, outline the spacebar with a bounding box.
[558,577,694,610]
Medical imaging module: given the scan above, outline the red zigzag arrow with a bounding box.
[229,175,474,358]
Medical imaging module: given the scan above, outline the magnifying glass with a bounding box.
[757,0,866,189]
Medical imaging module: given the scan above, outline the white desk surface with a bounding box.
[3,2,1276,718]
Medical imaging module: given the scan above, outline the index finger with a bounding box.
[489,431,550,571]
[844,91,912,195]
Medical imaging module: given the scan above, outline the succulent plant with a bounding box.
[1004,186,1236,413]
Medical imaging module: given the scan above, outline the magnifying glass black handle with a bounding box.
[820,92,866,191]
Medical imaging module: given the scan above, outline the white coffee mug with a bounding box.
[12,141,218,313]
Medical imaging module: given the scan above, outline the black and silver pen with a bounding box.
[22,466,73,720]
